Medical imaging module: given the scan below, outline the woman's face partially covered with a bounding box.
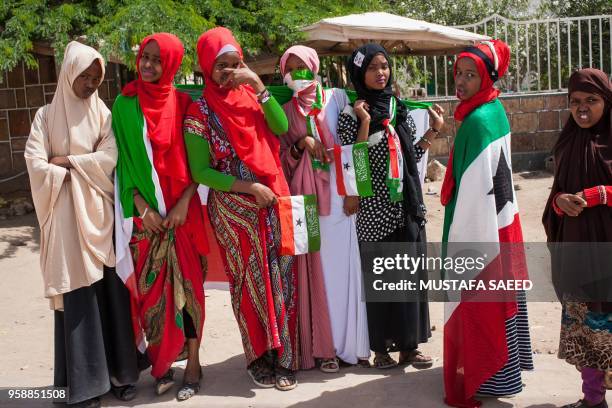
[72,60,103,99]
[569,91,606,129]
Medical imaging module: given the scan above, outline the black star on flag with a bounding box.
[488,148,514,214]
[296,218,303,227]
[343,162,351,170]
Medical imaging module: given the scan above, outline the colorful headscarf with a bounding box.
[122,33,191,185]
[453,40,511,121]
[197,27,289,196]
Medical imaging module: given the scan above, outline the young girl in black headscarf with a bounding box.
[543,68,611,408]
[338,43,444,369]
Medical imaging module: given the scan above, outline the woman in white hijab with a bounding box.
[25,41,141,408]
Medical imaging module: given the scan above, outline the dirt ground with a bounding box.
[0,172,594,407]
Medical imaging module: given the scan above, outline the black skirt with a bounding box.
[54,266,141,404]
[361,220,431,353]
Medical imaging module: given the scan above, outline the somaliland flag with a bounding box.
[333,142,374,197]
[278,195,321,255]
[441,99,527,408]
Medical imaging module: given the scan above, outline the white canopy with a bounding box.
[301,12,490,56]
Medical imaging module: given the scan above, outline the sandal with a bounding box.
[247,358,275,389]
[319,358,340,373]
[357,358,371,368]
[73,397,101,408]
[562,400,608,408]
[177,367,202,401]
[373,353,398,369]
[398,349,433,369]
[111,384,136,401]
[155,369,175,396]
[275,367,298,391]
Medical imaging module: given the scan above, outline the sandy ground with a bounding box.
[0,172,592,407]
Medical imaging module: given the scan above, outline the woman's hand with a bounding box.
[428,104,445,131]
[142,208,165,233]
[343,196,360,216]
[50,156,72,168]
[134,193,165,233]
[300,136,330,164]
[248,183,277,208]
[354,100,371,123]
[163,198,190,229]
[555,193,587,217]
[220,61,265,94]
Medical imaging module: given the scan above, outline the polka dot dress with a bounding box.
[338,110,424,242]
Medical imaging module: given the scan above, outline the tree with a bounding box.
[0,0,387,75]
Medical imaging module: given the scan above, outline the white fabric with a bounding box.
[409,108,430,185]
[319,89,370,363]
[302,12,490,56]
[216,44,239,58]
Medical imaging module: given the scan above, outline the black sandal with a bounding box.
[247,359,275,389]
[274,367,297,391]
[373,353,398,369]
[398,349,433,369]
[73,397,101,408]
[155,368,175,396]
[177,367,202,401]
[111,384,136,401]
[562,400,608,408]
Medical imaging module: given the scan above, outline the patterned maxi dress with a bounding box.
[184,97,299,370]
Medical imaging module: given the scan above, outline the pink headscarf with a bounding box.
[279,45,320,76]
[279,45,333,215]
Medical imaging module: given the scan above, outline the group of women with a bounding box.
[24,24,609,408]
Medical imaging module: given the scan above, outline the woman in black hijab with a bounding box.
[338,43,444,369]
[543,68,611,408]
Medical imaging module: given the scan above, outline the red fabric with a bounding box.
[453,40,511,122]
[122,33,189,186]
[584,185,612,207]
[441,147,455,206]
[124,33,209,378]
[196,27,289,196]
[444,216,523,407]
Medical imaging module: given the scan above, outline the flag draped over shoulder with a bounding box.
[442,99,527,408]
[278,195,321,255]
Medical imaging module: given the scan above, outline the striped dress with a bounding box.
[477,291,534,396]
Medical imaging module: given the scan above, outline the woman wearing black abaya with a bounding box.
[543,68,612,408]
[338,44,442,369]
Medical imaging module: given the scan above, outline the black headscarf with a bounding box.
[542,68,612,307]
[346,43,425,220]
[543,68,612,242]
[346,43,409,134]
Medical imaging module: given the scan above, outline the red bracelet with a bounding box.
[551,192,564,216]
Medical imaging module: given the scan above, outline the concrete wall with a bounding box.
[0,54,121,192]
[427,92,569,171]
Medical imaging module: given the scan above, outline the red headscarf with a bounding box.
[453,40,511,121]
[122,33,192,185]
[196,27,289,196]
[441,40,511,205]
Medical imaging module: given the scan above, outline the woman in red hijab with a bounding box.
[184,27,298,391]
[113,33,208,401]
[441,40,534,407]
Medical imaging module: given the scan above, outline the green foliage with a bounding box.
[0,0,607,77]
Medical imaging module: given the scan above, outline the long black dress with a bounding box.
[54,266,143,404]
[338,106,431,353]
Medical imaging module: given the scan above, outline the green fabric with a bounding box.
[441,99,510,243]
[184,132,236,192]
[112,94,159,217]
[261,95,288,135]
[175,84,432,111]
[303,194,321,252]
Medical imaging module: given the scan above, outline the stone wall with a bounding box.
[427,92,569,171]
[0,54,121,192]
